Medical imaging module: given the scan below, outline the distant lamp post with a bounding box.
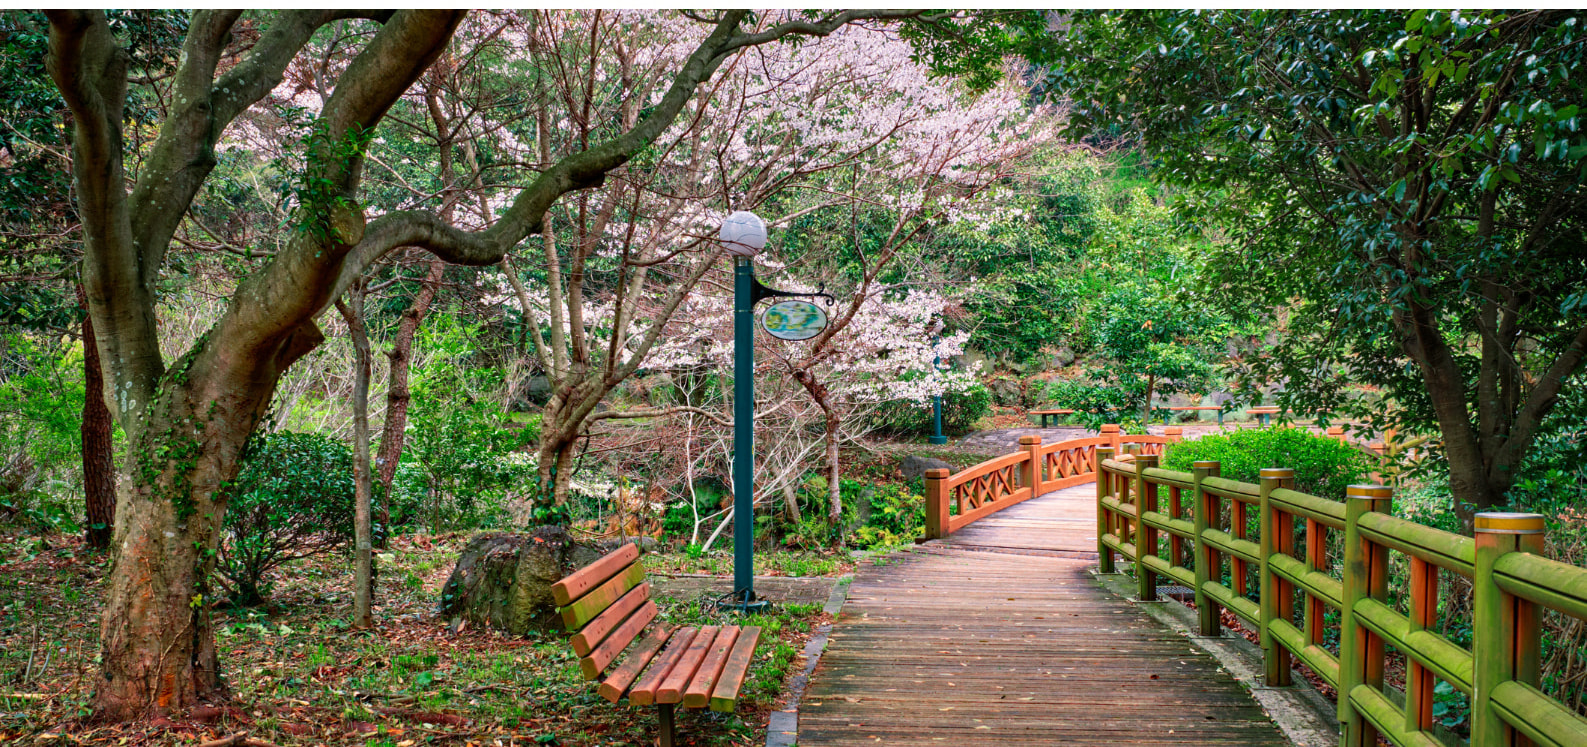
[719,210,830,613]
[928,321,947,445]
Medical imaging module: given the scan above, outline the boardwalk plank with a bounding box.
[798,484,1287,746]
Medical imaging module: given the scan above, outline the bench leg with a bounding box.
[657,703,675,747]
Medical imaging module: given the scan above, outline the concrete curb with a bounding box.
[1092,570,1339,747]
[767,574,852,747]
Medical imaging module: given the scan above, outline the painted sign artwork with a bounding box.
[761,300,828,341]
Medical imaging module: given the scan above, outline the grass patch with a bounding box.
[0,529,826,746]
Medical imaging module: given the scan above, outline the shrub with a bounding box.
[851,481,925,549]
[218,432,355,606]
[1161,427,1369,501]
[406,399,537,531]
[869,383,992,439]
[1037,379,1131,428]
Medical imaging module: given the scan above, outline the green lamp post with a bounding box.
[718,211,832,612]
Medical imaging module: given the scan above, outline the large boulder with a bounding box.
[899,455,955,481]
[986,375,1025,408]
[438,527,656,635]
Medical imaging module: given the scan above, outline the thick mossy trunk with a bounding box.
[97,397,251,717]
[438,527,631,635]
[93,325,318,720]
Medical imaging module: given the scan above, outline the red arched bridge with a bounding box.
[796,426,1587,747]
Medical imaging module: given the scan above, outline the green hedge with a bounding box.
[1162,428,1369,501]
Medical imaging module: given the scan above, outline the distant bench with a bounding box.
[1246,406,1283,427]
[1164,405,1226,425]
[1030,408,1075,428]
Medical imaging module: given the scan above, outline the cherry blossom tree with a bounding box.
[486,15,1052,511]
[45,8,937,719]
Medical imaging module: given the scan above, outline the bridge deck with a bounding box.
[800,485,1289,745]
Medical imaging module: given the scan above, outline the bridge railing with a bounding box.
[1096,449,1587,747]
[923,425,1181,539]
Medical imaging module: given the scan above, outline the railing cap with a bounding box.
[1346,484,1392,499]
[1192,460,1220,469]
[1018,435,1042,446]
[1164,426,1183,435]
[1135,453,1159,465]
[924,468,951,479]
[1100,424,1121,433]
[1474,512,1545,535]
[1259,467,1294,479]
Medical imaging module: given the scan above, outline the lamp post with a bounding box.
[720,211,769,612]
[717,211,833,613]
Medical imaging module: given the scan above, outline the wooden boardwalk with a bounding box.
[799,485,1289,745]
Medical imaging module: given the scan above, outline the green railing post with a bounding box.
[1135,453,1160,601]
[1258,467,1296,687]
[1471,512,1546,747]
[1339,484,1392,747]
[1096,446,1115,574]
[1192,460,1221,636]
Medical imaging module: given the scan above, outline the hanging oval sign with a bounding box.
[761,300,828,341]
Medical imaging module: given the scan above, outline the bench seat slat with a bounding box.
[559,562,645,631]
[571,582,651,657]
[683,627,740,708]
[708,626,762,713]
[628,626,698,706]
[657,625,719,704]
[597,624,673,703]
[579,600,659,680]
[552,543,640,607]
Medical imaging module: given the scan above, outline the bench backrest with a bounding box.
[551,543,658,680]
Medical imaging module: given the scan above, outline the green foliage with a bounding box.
[850,482,926,549]
[1045,11,1587,507]
[779,478,925,550]
[1505,376,1587,513]
[1036,379,1130,428]
[868,382,992,439]
[289,120,377,241]
[1162,428,1370,501]
[405,399,537,531]
[895,10,1057,92]
[0,334,92,534]
[218,432,355,606]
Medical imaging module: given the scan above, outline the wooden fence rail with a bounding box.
[1096,450,1587,747]
[924,425,1181,539]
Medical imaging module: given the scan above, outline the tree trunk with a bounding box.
[374,258,445,546]
[825,412,842,526]
[337,288,375,629]
[95,361,299,718]
[1143,374,1156,425]
[1395,304,1504,526]
[78,285,115,550]
[781,482,802,524]
[791,369,844,528]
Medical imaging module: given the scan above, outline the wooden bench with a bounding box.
[1030,408,1075,427]
[552,543,762,747]
[1245,406,1283,427]
[1165,405,1226,425]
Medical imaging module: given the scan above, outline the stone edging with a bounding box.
[766,573,853,747]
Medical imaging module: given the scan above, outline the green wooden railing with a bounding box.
[1096,447,1587,747]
